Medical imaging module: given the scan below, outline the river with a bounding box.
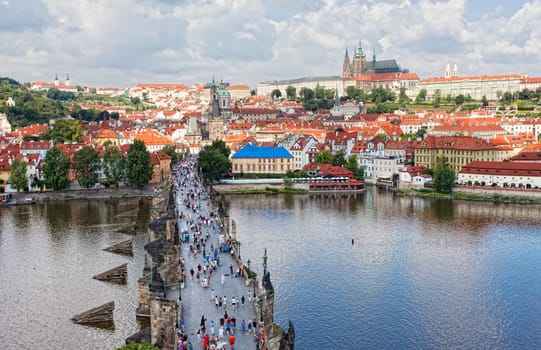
[0,198,150,350]
[225,189,541,349]
[2,190,541,349]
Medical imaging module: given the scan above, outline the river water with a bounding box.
[225,189,541,349]
[0,198,150,350]
[2,190,541,349]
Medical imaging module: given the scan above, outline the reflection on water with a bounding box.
[0,199,150,350]
[226,189,541,349]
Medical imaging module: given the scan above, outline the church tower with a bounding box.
[342,48,352,79]
[444,63,451,78]
[54,73,60,86]
[351,40,366,77]
[452,62,459,77]
[65,73,71,86]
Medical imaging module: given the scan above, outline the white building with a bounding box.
[257,76,344,98]
[458,161,541,189]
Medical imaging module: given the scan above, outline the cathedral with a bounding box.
[207,78,231,141]
[342,41,405,79]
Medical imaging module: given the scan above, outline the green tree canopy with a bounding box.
[346,86,364,101]
[271,89,282,99]
[73,146,100,189]
[455,94,465,106]
[207,139,231,158]
[197,149,231,183]
[126,140,153,188]
[433,89,442,107]
[103,146,126,187]
[432,156,455,194]
[42,146,71,191]
[315,150,332,164]
[286,85,296,100]
[299,87,314,100]
[42,118,83,143]
[331,150,346,166]
[345,154,359,176]
[398,86,410,103]
[9,157,28,192]
[415,88,427,103]
[370,87,396,103]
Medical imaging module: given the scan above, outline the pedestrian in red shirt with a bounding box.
[229,334,235,349]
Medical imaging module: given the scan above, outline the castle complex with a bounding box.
[342,41,405,79]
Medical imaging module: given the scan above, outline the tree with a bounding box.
[73,147,100,189]
[455,94,465,106]
[370,87,395,103]
[43,118,83,144]
[315,150,332,164]
[416,128,427,139]
[103,146,126,187]
[126,140,153,188]
[433,89,442,107]
[42,146,71,191]
[346,86,364,101]
[285,85,296,100]
[197,148,231,183]
[9,157,28,192]
[482,95,489,107]
[398,87,410,103]
[331,150,346,166]
[314,84,326,99]
[161,144,179,166]
[432,156,454,194]
[415,88,427,103]
[271,89,282,99]
[345,154,359,174]
[299,87,314,100]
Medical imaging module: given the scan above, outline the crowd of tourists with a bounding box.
[172,156,267,350]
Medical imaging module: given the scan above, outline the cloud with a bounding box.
[0,0,540,88]
[0,0,51,31]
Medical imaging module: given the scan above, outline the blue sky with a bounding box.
[0,0,539,88]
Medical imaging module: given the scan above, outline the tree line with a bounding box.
[10,140,158,192]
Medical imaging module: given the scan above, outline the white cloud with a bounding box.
[0,0,539,88]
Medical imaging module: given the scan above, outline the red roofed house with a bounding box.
[149,151,172,184]
[302,163,353,178]
[458,161,541,189]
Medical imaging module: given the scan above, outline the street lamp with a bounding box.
[237,241,241,260]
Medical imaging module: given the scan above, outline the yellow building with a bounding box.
[414,136,497,175]
[231,144,293,174]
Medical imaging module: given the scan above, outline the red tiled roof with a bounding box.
[417,136,496,150]
[460,161,541,177]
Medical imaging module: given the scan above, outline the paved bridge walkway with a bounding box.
[174,159,258,350]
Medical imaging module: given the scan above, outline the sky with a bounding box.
[0,0,540,88]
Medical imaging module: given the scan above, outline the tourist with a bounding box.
[247,319,252,333]
[231,296,236,310]
[221,273,225,285]
[200,315,207,332]
[241,295,245,306]
[210,320,215,336]
[223,295,227,309]
[211,288,215,301]
[229,334,235,350]
[218,325,225,340]
[203,333,210,350]
[240,319,246,333]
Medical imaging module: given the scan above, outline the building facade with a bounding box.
[231,144,293,174]
[414,136,497,175]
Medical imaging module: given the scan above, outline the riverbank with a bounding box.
[12,186,154,202]
[396,188,541,204]
[212,183,308,195]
